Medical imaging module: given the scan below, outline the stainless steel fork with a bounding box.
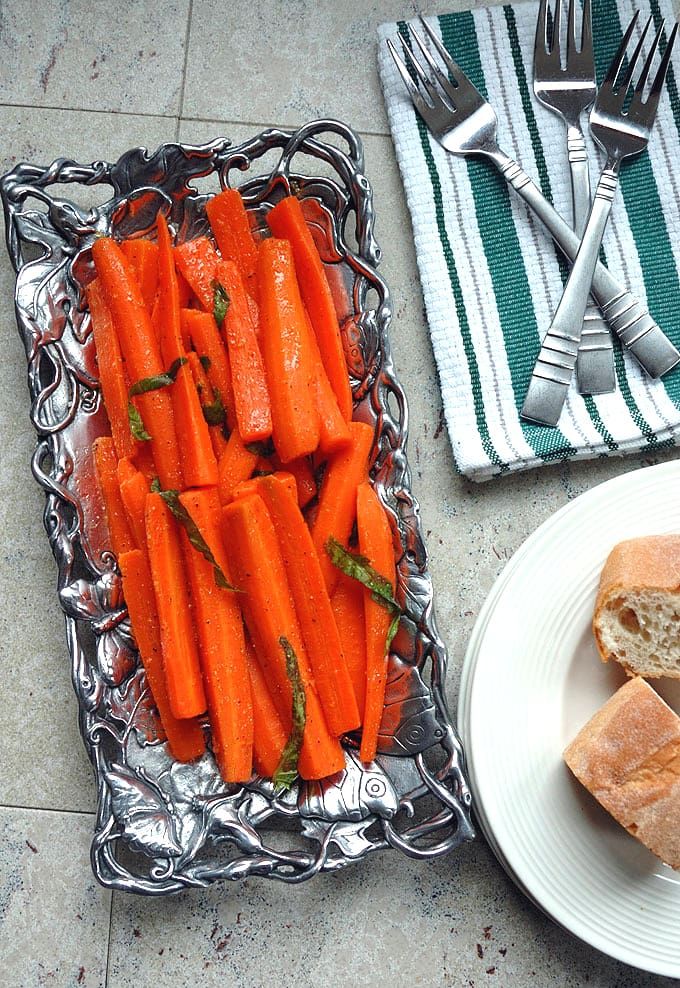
[522,14,678,426]
[386,16,680,380]
[534,0,615,395]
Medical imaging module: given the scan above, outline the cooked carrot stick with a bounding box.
[156,215,218,488]
[119,549,205,762]
[311,421,374,594]
[121,239,159,314]
[87,280,136,462]
[217,430,259,504]
[179,489,253,782]
[181,308,236,429]
[257,238,320,462]
[254,474,360,736]
[283,456,317,508]
[267,195,352,421]
[91,237,182,490]
[117,458,150,551]
[214,259,272,444]
[244,636,287,779]
[174,237,220,312]
[233,470,297,503]
[145,493,207,719]
[93,437,135,556]
[303,308,351,456]
[206,188,258,286]
[356,483,396,763]
[331,575,367,722]
[186,351,229,460]
[221,493,344,780]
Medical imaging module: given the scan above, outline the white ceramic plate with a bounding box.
[458,459,680,977]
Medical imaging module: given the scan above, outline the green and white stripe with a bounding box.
[378,0,680,479]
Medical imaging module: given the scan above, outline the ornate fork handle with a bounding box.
[490,149,680,380]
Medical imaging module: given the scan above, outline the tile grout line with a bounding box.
[175,0,195,141]
[0,100,176,122]
[104,890,115,988]
[0,801,96,818]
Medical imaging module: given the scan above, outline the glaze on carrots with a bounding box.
[93,436,135,556]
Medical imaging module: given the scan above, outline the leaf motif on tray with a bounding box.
[97,623,137,687]
[105,762,181,857]
[59,570,125,624]
[106,669,165,746]
[301,817,376,858]
[299,748,398,822]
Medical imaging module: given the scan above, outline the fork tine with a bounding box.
[386,38,431,118]
[648,21,678,102]
[602,10,640,87]
[634,19,665,96]
[535,0,549,56]
[417,14,471,90]
[566,0,577,57]
[551,0,563,54]
[409,27,458,106]
[619,16,653,91]
[581,0,593,55]
[392,35,443,109]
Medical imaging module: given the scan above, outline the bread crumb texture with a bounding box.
[564,677,680,870]
[593,536,680,679]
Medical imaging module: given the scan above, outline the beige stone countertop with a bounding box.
[1,2,678,986]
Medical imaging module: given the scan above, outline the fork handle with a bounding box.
[567,125,591,237]
[493,153,680,378]
[521,167,618,426]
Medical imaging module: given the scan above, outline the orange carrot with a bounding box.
[91,237,182,490]
[217,430,259,504]
[87,279,136,462]
[303,308,351,455]
[145,493,207,719]
[117,458,150,551]
[284,456,317,508]
[257,239,320,462]
[179,489,253,783]
[156,215,218,488]
[214,259,271,444]
[254,475,360,736]
[93,437,135,556]
[119,549,205,762]
[331,575,367,721]
[356,483,396,763]
[267,195,352,421]
[244,637,287,779]
[222,493,344,780]
[174,237,220,312]
[186,351,229,460]
[121,239,159,313]
[206,188,258,286]
[181,308,236,429]
[233,471,297,503]
[311,421,374,594]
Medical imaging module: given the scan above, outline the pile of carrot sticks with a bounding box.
[90,188,397,787]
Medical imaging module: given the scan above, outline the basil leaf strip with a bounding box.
[129,357,187,397]
[213,280,229,329]
[201,389,226,427]
[273,637,306,793]
[245,437,275,458]
[325,536,402,651]
[128,402,152,441]
[158,490,240,593]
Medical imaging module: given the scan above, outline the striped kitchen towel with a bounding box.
[378,0,680,480]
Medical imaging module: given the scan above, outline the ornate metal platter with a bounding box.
[1,120,473,893]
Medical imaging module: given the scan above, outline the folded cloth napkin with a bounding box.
[378,0,680,480]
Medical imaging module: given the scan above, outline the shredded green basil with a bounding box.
[325,536,401,650]
[128,357,186,398]
[199,354,211,372]
[273,637,306,793]
[201,389,226,428]
[213,280,229,329]
[128,402,152,441]
[158,489,240,592]
[245,437,275,458]
[150,476,161,494]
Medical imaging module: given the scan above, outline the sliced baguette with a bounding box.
[564,677,680,870]
[593,535,680,678]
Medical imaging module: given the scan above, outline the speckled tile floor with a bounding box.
[1,2,679,986]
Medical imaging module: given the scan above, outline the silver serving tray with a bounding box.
[1,120,473,893]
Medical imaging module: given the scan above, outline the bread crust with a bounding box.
[564,677,680,870]
[593,535,680,671]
